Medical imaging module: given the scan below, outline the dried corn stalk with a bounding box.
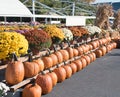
[112,9,120,30]
[95,4,113,30]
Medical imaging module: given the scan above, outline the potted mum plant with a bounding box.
[23,29,52,55]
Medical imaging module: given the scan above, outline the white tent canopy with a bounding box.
[0,0,32,17]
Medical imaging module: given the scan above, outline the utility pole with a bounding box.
[32,0,35,22]
[72,2,75,16]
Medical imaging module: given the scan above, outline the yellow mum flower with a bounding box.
[0,32,28,60]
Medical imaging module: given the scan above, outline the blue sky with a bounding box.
[93,0,120,3]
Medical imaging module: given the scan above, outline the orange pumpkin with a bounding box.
[33,58,44,72]
[100,46,107,56]
[66,47,74,59]
[59,50,69,61]
[47,70,58,87]
[73,48,79,57]
[62,65,72,79]
[88,53,94,63]
[90,41,98,49]
[24,54,39,78]
[22,83,42,97]
[77,46,84,55]
[68,63,77,74]
[54,51,63,64]
[5,53,24,85]
[73,59,82,72]
[53,67,66,83]
[36,74,53,95]
[49,54,58,66]
[80,57,87,68]
[82,55,91,65]
[42,56,53,69]
[91,52,96,61]
[95,49,103,58]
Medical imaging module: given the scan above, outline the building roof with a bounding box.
[0,0,32,17]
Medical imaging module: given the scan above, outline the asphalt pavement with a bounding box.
[42,49,120,97]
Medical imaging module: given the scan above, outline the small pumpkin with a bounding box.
[22,83,42,97]
[82,55,91,65]
[42,56,53,69]
[24,54,39,78]
[5,53,24,85]
[80,57,87,69]
[53,66,66,83]
[100,46,107,56]
[73,48,79,57]
[95,49,103,58]
[91,52,96,61]
[88,53,94,63]
[77,46,84,56]
[62,65,72,79]
[81,45,87,53]
[73,59,82,72]
[33,58,44,72]
[36,73,53,95]
[66,47,74,59]
[47,69,58,87]
[54,51,63,63]
[84,44,90,53]
[68,63,77,74]
[90,41,98,49]
[59,50,69,61]
[49,54,58,66]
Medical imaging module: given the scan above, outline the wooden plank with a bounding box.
[0,64,7,70]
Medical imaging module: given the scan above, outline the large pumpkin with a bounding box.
[49,54,58,66]
[33,58,44,72]
[47,70,58,87]
[62,65,72,79]
[54,51,63,63]
[68,63,77,74]
[59,50,69,61]
[73,59,82,72]
[5,53,24,85]
[66,47,74,59]
[42,56,53,69]
[36,74,53,95]
[53,67,66,83]
[24,54,39,78]
[22,83,42,97]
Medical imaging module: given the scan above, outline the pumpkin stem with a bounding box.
[56,64,59,68]
[63,61,66,65]
[46,48,51,56]
[53,44,57,52]
[41,71,45,75]
[48,68,52,73]
[28,53,33,62]
[66,40,70,47]
[59,43,63,49]
[11,53,18,62]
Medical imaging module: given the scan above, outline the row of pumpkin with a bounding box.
[22,38,117,97]
[5,36,114,86]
